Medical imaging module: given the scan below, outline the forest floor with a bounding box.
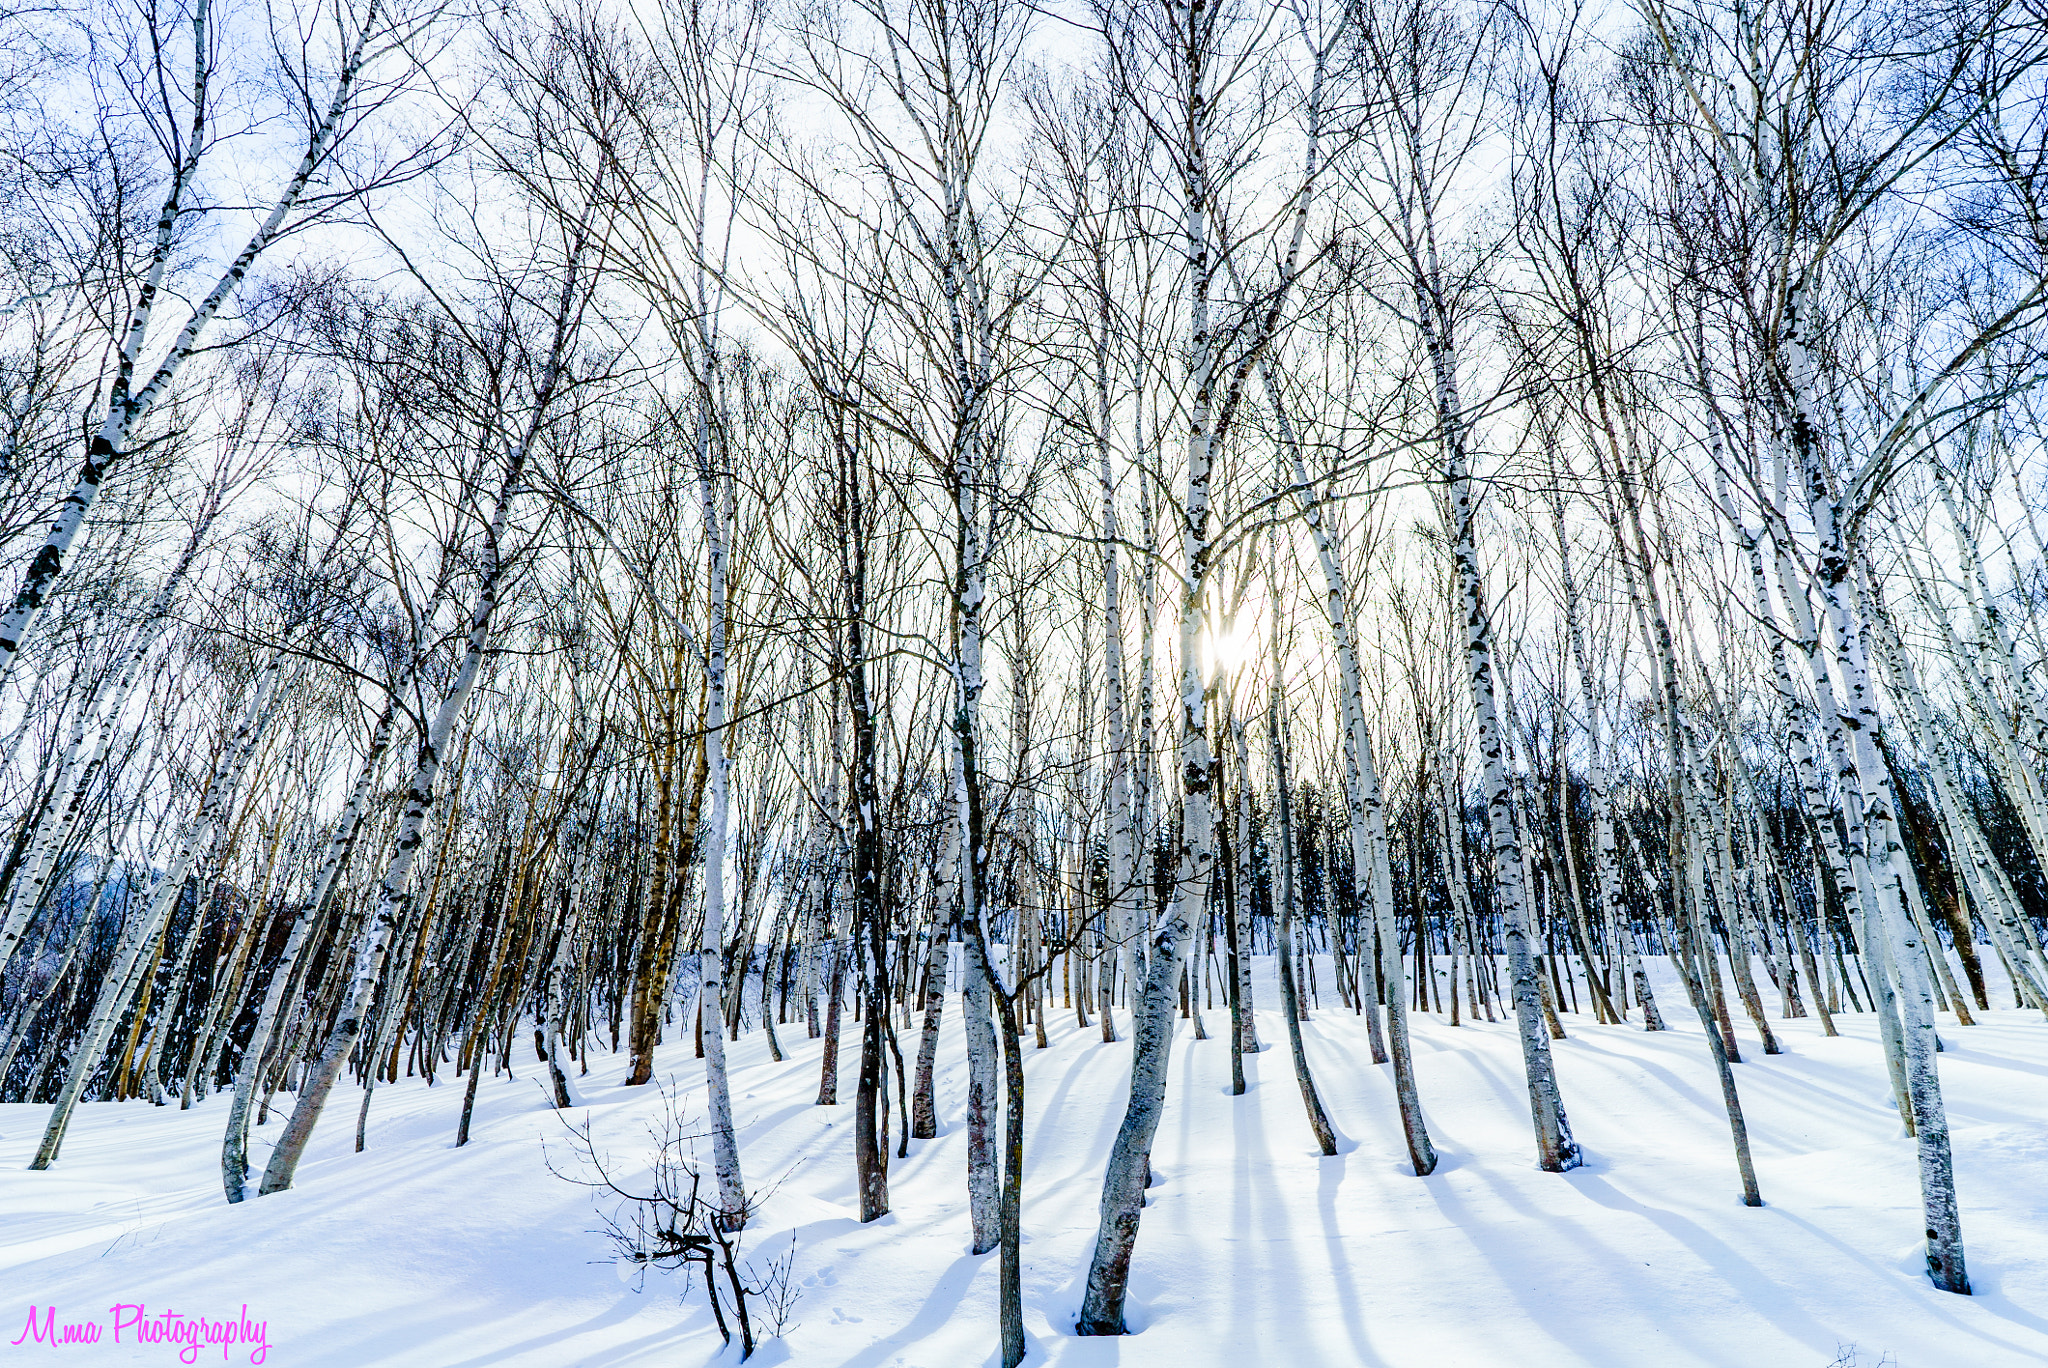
[3,956,2046,1368]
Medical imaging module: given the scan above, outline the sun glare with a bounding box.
[1205,620,1256,680]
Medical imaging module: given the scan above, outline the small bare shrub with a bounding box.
[551,1081,798,1359]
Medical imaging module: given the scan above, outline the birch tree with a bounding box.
[0,0,435,686]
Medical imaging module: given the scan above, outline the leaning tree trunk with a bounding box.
[0,512,215,976]
[1078,34,1224,1313]
[0,1,384,691]
[254,228,585,1191]
[222,696,397,1200]
[31,647,286,1168]
[256,506,507,1196]
[1264,681,1337,1155]
[1873,576,2048,1011]
[1268,370,1433,1168]
[1421,253,1579,1172]
[1784,273,1967,1293]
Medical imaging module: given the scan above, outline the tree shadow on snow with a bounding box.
[827,1249,984,1368]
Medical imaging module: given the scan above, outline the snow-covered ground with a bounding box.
[4,957,2045,1368]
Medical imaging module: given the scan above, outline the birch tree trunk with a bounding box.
[32,648,287,1167]
[1268,371,1433,1167]
[1784,272,1968,1293]
[696,378,747,1228]
[1079,2,1228,1320]
[1264,664,1336,1155]
[257,502,511,1195]
[220,696,397,1199]
[254,223,587,1193]
[1096,325,1147,1051]
[951,719,1000,1253]
[0,0,389,687]
[0,513,215,974]
[1426,273,1579,1172]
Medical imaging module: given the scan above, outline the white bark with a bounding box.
[0,0,389,686]
[31,647,287,1167]
[0,519,214,976]
[1784,272,1968,1293]
[254,219,585,1194]
[696,382,747,1227]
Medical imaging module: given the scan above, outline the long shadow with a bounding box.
[1558,1037,1731,1123]
[1562,1025,1926,1161]
[1415,1169,1593,1363]
[1453,1040,1566,1155]
[731,1098,822,1148]
[1028,1027,1129,1200]
[1936,1049,2048,1083]
[1768,1206,2048,1354]
[1222,1052,1273,1345]
[1564,1170,1846,1352]
[429,1292,656,1368]
[1298,1016,1418,1171]
[829,1249,986,1368]
[1312,1150,1388,1368]
[1165,1028,1204,1195]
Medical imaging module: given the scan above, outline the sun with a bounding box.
[1204,617,1256,681]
